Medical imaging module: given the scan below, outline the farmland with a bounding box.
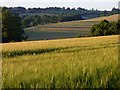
[25,21,95,41]
[25,14,119,41]
[83,14,119,22]
[2,35,120,88]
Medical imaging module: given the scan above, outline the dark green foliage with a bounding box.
[8,7,120,18]
[108,22,118,35]
[61,14,83,22]
[22,15,61,28]
[22,14,83,28]
[22,16,33,27]
[116,20,120,34]
[2,7,28,43]
[8,7,120,28]
[90,20,119,36]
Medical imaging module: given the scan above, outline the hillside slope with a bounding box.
[2,35,119,88]
[25,14,119,41]
[2,35,119,52]
[40,14,119,27]
[83,14,119,22]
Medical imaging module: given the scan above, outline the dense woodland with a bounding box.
[6,7,120,28]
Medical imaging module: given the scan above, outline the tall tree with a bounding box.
[90,20,119,36]
[2,7,27,43]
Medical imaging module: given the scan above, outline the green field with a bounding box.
[25,21,96,41]
[25,14,119,41]
[2,35,120,88]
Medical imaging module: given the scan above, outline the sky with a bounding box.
[0,0,120,10]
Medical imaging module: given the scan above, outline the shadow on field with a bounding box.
[2,43,118,58]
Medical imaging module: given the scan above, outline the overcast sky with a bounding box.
[0,0,119,10]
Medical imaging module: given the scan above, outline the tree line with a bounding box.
[8,6,120,15]
[7,6,120,28]
[2,7,28,43]
[2,7,120,43]
[22,14,83,28]
[90,20,120,36]
[22,15,60,28]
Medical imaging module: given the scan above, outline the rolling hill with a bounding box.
[1,6,120,88]
[2,35,119,88]
[83,14,119,22]
[48,14,119,27]
[25,14,119,41]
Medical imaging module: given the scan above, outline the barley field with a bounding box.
[1,35,120,88]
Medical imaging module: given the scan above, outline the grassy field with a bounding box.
[25,21,96,41]
[83,14,119,22]
[25,14,119,41]
[2,35,120,88]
